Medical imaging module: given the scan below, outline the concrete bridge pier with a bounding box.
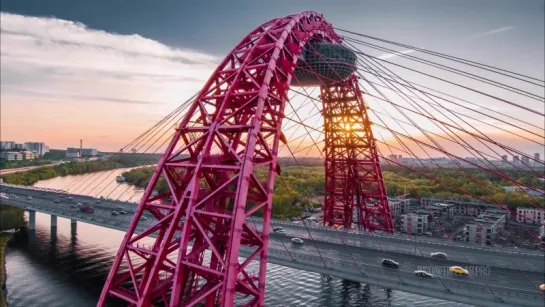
[28,210,36,230]
[71,219,77,234]
[51,214,58,228]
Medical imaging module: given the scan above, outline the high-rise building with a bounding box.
[66,147,81,158]
[81,148,98,157]
[517,207,545,225]
[0,151,22,161]
[401,212,429,235]
[0,141,16,151]
[535,153,542,167]
[465,212,505,245]
[513,155,520,165]
[67,147,98,158]
[24,142,49,156]
[501,155,508,161]
[387,154,398,162]
[521,155,530,165]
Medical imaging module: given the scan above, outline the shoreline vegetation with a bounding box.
[0,153,161,187]
[121,163,544,220]
[0,205,26,307]
[0,232,10,307]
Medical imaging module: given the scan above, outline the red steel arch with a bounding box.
[98,11,391,307]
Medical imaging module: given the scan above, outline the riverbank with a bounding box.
[0,153,161,188]
[0,205,24,307]
[0,163,61,176]
[1,232,10,307]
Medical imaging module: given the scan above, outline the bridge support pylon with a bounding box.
[51,214,57,228]
[70,219,77,234]
[28,210,36,230]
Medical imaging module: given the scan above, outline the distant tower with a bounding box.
[513,155,520,165]
[79,139,83,158]
[535,153,542,166]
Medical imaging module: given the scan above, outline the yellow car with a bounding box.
[540,284,545,291]
[449,266,469,276]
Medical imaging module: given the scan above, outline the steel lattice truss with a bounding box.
[322,76,392,231]
[98,11,391,307]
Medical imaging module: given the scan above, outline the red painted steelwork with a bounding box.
[322,76,393,231]
[98,11,392,307]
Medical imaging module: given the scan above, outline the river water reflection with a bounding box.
[5,169,467,306]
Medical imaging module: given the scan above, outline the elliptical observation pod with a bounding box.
[292,42,357,86]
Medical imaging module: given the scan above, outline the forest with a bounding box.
[120,164,544,220]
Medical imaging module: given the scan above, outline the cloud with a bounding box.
[376,26,515,60]
[0,12,219,150]
[470,26,515,38]
[377,49,416,60]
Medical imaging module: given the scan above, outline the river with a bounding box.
[5,169,468,306]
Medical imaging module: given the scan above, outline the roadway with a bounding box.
[1,184,544,306]
[251,219,545,273]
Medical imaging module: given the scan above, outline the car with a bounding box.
[117,206,124,210]
[276,229,287,234]
[141,216,148,220]
[27,196,33,200]
[111,211,119,215]
[54,199,61,203]
[449,266,469,276]
[272,227,283,232]
[414,270,434,278]
[60,195,64,198]
[120,210,127,214]
[430,252,448,259]
[67,197,73,200]
[96,200,101,203]
[381,259,399,268]
[71,204,77,208]
[291,238,304,245]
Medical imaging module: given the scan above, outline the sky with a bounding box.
[1,0,544,158]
